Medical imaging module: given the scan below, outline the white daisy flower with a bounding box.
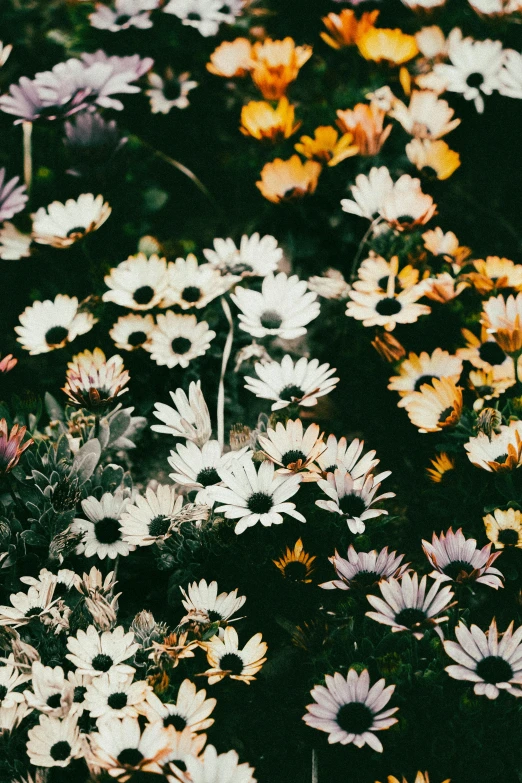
[26,714,82,768]
[179,744,256,783]
[151,380,212,445]
[84,673,151,719]
[390,90,460,139]
[303,669,398,752]
[366,572,454,640]
[163,0,227,37]
[180,579,246,625]
[341,166,394,220]
[430,28,505,112]
[231,272,320,340]
[416,26,448,60]
[0,701,30,733]
[213,457,305,534]
[244,354,339,412]
[316,435,381,482]
[15,294,97,355]
[89,0,159,32]
[499,48,522,99]
[422,527,503,588]
[346,286,431,332]
[388,348,463,407]
[308,269,351,300]
[203,232,283,277]
[32,194,111,248]
[144,312,216,368]
[146,70,198,113]
[66,625,139,677]
[202,625,267,684]
[321,545,409,591]
[0,580,57,627]
[470,0,522,13]
[71,490,131,560]
[120,484,184,547]
[168,439,248,504]
[85,715,181,776]
[316,469,394,535]
[24,662,71,717]
[0,654,30,709]
[67,670,92,716]
[109,313,155,351]
[258,419,325,480]
[464,421,522,471]
[444,619,522,699]
[20,568,79,594]
[165,253,238,309]
[379,174,437,230]
[0,221,31,260]
[145,678,216,732]
[401,0,445,6]
[103,253,171,310]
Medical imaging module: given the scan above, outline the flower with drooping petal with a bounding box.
[321,545,408,591]
[422,528,503,588]
[0,419,33,476]
[152,381,211,445]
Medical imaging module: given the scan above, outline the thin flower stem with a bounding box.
[22,121,33,195]
[312,748,319,783]
[217,297,234,450]
[350,217,381,282]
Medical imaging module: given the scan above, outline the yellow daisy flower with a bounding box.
[294,126,358,165]
[406,138,461,180]
[240,97,300,141]
[336,103,392,156]
[404,377,463,433]
[256,155,321,203]
[250,38,313,100]
[321,9,379,50]
[484,508,522,549]
[426,453,455,484]
[273,539,316,583]
[357,28,419,65]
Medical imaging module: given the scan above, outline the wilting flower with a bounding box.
[250,37,312,100]
[422,273,468,304]
[244,354,338,411]
[0,168,28,221]
[62,348,130,412]
[148,630,198,669]
[357,28,419,65]
[295,126,358,166]
[258,419,325,480]
[336,103,391,156]
[180,579,246,626]
[444,619,522,699]
[388,348,463,407]
[308,269,351,300]
[201,626,267,684]
[303,669,398,751]
[465,421,522,471]
[89,0,159,32]
[257,155,321,203]
[316,469,394,534]
[404,377,463,433]
[321,9,379,49]
[391,91,460,140]
[26,714,82,768]
[422,528,503,588]
[214,457,305,535]
[366,572,454,639]
[203,232,282,277]
[484,508,522,548]
[231,272,320,339]
[240,97,300,141]
[15,294,97,355]
[321,545,408,591]
[32,194,111,248]
[273,539,316,583]
[207,38,253,77]
[406,138,460,180]
[103,253,171,310]
[145,312,216,368]
[426,453,455,484]
[146,70,198,114]
[152,381,211,445]
[0,420,33,475]
[371,331,407,363]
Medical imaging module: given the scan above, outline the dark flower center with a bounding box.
[171,337,192,354]
[25,606,43,617]
[118,748,144,766]
[45,326,69,346]
[442,560,474,581]
[478,342,505,365]
[208,609,223,621]
[466,72,484,88]
[260,310,283,330]
[281,449,307,467]
[396,214,414,224]
[187,11,201,20]
[494,453,508,465]
[438,406,455,424]
[73,686,87,703]
[47,693,62,709]
[148,516,171,537]
[196,467,220,487]
[94,517,122,544]
[164,713,187,731]
[475,655,513,684]
[91,653,113,672]
[182,286,202,303]
[498,528,519,545]
[336,701,374,734]
[133,285,155,305]
[338,493,367,518]
[219,652,244,675]
[172,761,187,772]
[395,607,426,628]
[247,492,274,514]
[50,741,71,761]
[0,685,7,701]
[375,298,402,316]
[283,560,309,581]
[280,384,305,401]
[115,13,132,24]
[352,570,382,589]
[108,691,128,710]
[128,331,148,347]
[163,81,183,101]
[414,374,435,392]
[66,226,85,238]
[422,166,438,179]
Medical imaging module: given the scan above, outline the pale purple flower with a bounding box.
[0,169,27,222]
